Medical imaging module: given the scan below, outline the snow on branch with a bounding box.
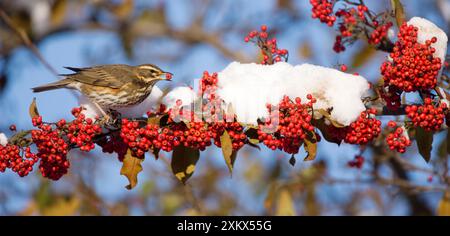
[217,62,370,126]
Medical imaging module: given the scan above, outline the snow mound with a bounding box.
[408,17,448,64]
[162,86,197,109]
[217,62,370,126]
[0,133,7,146]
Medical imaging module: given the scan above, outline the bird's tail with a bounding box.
[31,79,72,93]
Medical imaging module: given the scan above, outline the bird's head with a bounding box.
[136,64,173,84]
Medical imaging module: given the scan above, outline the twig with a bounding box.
[0,9,59,77]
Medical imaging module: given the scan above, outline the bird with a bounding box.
[32,64,172,118]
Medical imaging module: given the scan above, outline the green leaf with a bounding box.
[120,149,144,190]
[391,0,405,27]
[171,146,200,184]
[415,127,433,163]
[304,132,318,161]
[220,130,238,175]
[29,98,40,119]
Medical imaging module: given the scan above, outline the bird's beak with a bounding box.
[160,71,173,81]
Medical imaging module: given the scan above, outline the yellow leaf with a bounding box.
[304,132,318,161]
[111,0,134,20]
[275,189,295,216]
[42,197,81,216]
[298,42,312,59]
[120,149,144,190]
[437,192,450,216]
[171,146,200,184]
[391,0,405,27]
[220,131,238,175]
[29,98,40,118]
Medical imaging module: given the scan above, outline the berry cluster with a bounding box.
[98,134,128,162]
[343,109,381,145]
[368,22,393,45]
[348,155,364,169]
[405,98,447,132]
[182,122,212,151]
[210,121,247,150]
[258,95,316,154]
[0,145,37,177]
[310,0,336,26]
[386,122,411,153]
[244,25,288,64]
[64,108,102,151]
[381,23,442,92]
[310,0,394,52]
[31,124,70,180]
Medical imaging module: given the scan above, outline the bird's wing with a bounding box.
[69,65,135,89]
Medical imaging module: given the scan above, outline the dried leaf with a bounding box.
[289,155,296,166]
[415,127,434,163]
[275,189,295,216]
[447,130,450,155]
[29,98,40,118]
[171,146,200,184]
[312,119,343,145]
[317,109,345,128]
[304,132,318,161]
[120,149,144,190]
[220,131,238,175]
[437,192,450,216]
[50,0,67,27]
[391,0,405,27]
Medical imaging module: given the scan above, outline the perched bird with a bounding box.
[32,64,172,115]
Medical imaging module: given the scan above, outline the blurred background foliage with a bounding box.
[0,0,450,216]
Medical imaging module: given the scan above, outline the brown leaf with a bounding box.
[391,0,405,27]
[447,130,450,155]
[275,189,296,216]
[289,155,296,166]
[312,119,343,145]
[437,192,450,216]
[120,149,144,190]
[29,98,40,119]
[415,127,434,163]
[220,131,238,175]
[304,132,318,161]
[171,146,200,184]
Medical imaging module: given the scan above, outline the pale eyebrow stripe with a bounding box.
[139,66,156,70]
